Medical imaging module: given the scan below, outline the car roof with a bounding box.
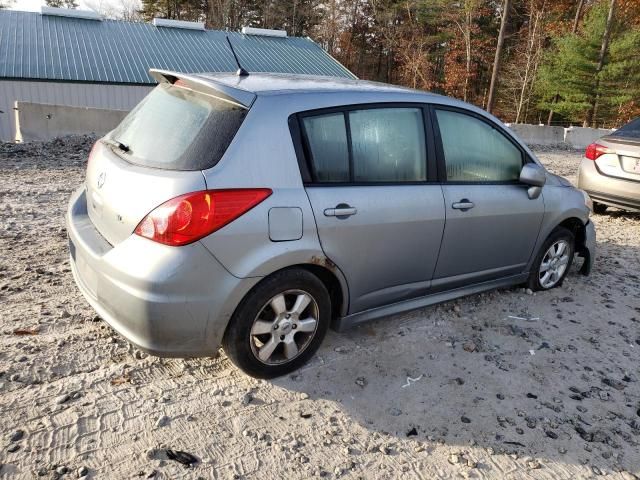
[149,69,540,164]
[192,72,442,98]
[149,69,499,127]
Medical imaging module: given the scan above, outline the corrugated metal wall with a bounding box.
[0,80,152,141]
[0,11,356,84]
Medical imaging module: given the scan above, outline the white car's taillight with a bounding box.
[585,143,612,160]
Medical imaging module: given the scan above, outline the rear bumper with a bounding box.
[578,158,640,211]
[66,186,260,357]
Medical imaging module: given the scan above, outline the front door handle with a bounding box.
[452,199,475,211]
[324,204,357,218]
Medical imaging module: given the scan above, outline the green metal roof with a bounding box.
[0,10,355,84]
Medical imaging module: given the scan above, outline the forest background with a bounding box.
[14,0,640,128]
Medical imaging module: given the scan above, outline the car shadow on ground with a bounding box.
[271,243,640,476]
[599,209,640,220]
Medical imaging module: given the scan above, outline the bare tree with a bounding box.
[119,0,142,21]
[312,0,344,56]
[486,0,510,114]
[450,0,482,102]
[46,0,79,8]
[513,0,545,123]
[85,0,141,20]
[85,0,117,17]
[208,0,251,30]
[572,0,585,33]
[584,0,616,127]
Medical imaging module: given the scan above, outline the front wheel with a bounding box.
[527,227,575,291]
[222,269,331,379]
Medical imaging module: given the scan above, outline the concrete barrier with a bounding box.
[12,103,617,150]
[507,123,615,149]
[14,102,128,142]
[508,124,565,146]
[564,126,613,149]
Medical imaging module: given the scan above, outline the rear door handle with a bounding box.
[324,205,357,217]
[452,199,475,211]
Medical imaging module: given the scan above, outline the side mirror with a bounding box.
[520,163,546,199]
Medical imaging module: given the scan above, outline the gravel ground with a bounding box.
[1,137,639,479]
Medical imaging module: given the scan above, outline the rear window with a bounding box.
[612,117,640,139]
[108,83,247,170]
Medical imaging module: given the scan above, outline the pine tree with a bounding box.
[537,0,640,127]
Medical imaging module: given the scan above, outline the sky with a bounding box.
[13,0,92,11]
[11,0,129,14]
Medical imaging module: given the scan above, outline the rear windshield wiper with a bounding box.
[114,139,130,153]
[104,138,131,154]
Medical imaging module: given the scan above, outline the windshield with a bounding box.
[108,83,247,170]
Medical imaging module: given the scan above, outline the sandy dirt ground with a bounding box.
[1,137,639,480]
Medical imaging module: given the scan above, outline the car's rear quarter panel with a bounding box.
[198,95,323,274]
[67,187,260,356]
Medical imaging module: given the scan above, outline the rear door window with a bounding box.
[302,113,350,182]
[349,108,426,182]
[109,83,247,171]
[301,106,427,183]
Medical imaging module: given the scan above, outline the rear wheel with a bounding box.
[222,269,330,379]
[593,202,607,214]
[527,227,575,291]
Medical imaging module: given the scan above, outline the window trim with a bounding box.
[430,105,533,185]
[289,102,438,186]
[344,111,355,182]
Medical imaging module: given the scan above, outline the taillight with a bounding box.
[585,143,611,161]
[134,189,272,246]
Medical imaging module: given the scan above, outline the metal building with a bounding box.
[0,9,355,141]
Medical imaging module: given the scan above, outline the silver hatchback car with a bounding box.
[67,70,596,378]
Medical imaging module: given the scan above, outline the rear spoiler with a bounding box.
[150,69,256,109]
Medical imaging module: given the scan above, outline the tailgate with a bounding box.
[85,74,252,246]
[86,141,206,246]
[595,138,640,182]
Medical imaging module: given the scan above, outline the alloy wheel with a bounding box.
[249,289,320,365]
[539,240,570,289]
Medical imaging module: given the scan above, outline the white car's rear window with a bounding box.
[613,117,640,139]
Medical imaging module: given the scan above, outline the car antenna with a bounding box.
[226,36,249,77]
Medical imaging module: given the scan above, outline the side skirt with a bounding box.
[332,273,529,332]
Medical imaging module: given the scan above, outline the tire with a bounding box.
[527,226,575,292]
[593,202,607,214]
[222,268,331,379]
